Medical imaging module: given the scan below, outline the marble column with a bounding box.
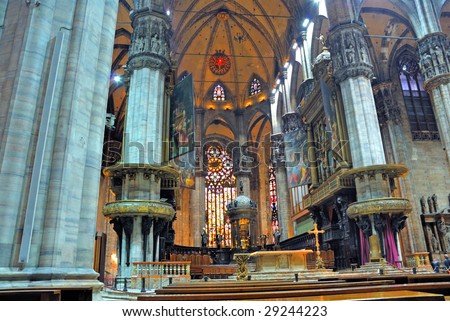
[271,133,294,241]
[327,19,411,263]
[103,4,176,280]
[191,108,206,247]
[0,0,119,294]
[417,32,450,164]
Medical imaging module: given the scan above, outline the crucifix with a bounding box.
[308,223,325,269]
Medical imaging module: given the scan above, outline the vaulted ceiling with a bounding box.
[108,0,450,137]
[108,0,316,135]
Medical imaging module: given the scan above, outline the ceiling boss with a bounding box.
[209,50,231,75]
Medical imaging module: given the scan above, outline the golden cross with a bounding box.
[308,223,325,269]
[308,223,324,251]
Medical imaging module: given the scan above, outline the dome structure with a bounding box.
[227,195,257,212]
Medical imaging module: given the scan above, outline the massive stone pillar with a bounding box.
[417,32,450,164]
[326,3,411,265]
[102,2,177,281]
[190,108,206,247]
[0,0,119,296]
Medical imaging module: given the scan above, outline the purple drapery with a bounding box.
[360,229,370,265]
[384,216,400,267]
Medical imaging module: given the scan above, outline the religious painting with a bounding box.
[320,79,339,151]
[169,73,195,160]
[283,129,311,188]
[176,150,196,189]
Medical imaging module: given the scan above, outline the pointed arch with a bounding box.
[206,81,233,102]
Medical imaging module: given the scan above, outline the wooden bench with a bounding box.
[155,280,393,295]
[263,290,444,301]
[335,273,450,284]
[139,281,450,301]
[164,279,345,289]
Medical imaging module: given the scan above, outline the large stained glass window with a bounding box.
[269,166,279,240]
[398,54,438,140]
[213,84,226,101]
[250,78,261,96]
[205,145,236,247]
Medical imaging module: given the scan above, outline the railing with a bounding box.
[405,252,431,268]
[303,174,355,209]
[132,261,191,291]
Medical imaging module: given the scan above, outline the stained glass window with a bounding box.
[269,166,279,239]
[213,84,226,101]
[205,145,236,247]
[398,54,438,140]
[250,78,261,96]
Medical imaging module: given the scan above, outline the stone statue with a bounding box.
[432,46,444,65]
[201,230,209,247]
[391,215,407,233]
[273,229,281,246]
[356,216,372,237]
[260,234,267,249]
[215,234,222,249]
[431,232,439,252]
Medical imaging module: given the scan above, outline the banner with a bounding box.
[177,150,196,189]
[169,73,195,160]
[283,129,311,188]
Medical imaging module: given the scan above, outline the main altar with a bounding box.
[250,249,313,272]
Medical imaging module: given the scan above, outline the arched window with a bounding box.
[398,54,439,140]
[250,78,261,96]
[205,145,235,247]
[213,84,226,101]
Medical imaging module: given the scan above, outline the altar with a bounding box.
[250,249,313,272]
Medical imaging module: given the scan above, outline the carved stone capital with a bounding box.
[282,112,303,133]
[423,73,450,93]
[271,133,285,167]
[328,24,374,83]
[128,13,171,72]
[417,32,450,83]
[373,82,402,125]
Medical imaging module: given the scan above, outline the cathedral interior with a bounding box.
[0,0,450,300]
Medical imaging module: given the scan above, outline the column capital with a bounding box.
[282,112,303,133]
[417,32,450,85]
[128,13,171,72]
[372,82,402,125]
[270,133,285,168]
[327,23,373,83]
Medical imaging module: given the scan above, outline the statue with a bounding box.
[201,230,209,248]
[273,229,281,246]
[260,234,268,249]
[356,216,372,237]
[215,234,222,249]
[431,232,439,252]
